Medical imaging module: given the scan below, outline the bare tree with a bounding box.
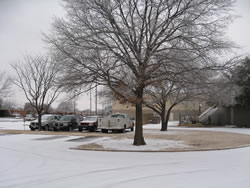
[144,81,200,131]
[12,55,61,130]
[205,75,239,107]
[0,72,12,98]
[98,86,114,105]
[0,98,3,109]
[0,72,13,110]
[2,100,18,110]
[56,100,75,114]
[144,63,211,131]
[204,56,242,107]
[46,0,235,145]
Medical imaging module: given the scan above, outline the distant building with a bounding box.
[24,102,36,115]
[0,109,26,117]
[112,100,209,124]
[200,106,250,128]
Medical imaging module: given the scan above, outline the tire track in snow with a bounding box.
[1,161,182,188]
[105,168,217,188]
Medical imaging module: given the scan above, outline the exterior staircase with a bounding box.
[199,107,218,125]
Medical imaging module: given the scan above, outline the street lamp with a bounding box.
[95,81,98,115]
[90,85,92,116]
[74,90,77,114]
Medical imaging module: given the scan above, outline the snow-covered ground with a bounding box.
[0,118,24,122]
[97,138,190,151]
[144,122,250,135]
[0,118,30,130]
[1,119,250,187]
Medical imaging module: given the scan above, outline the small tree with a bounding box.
[204,58,240,107]
[0,98,3,109]
[56,100,75,114]
[12,55,61,130]
[144,74,204,131]
[235,57,250,107]
[0,72,12,98]
[2,100,18,110]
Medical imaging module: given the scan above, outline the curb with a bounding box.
[70,143,250,153]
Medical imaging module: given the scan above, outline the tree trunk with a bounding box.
[160,103,167,131]
[38,113,42,131]
[133,102,146,145]
[162,104,176,131]
[133,86,146,146]
[162,111,170,131]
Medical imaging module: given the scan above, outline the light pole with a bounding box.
[90,85,92,116]
[74,90,77,114]
[95,81,97,115]
[199,103,202,115]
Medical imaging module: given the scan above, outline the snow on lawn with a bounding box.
[0,118,24,122]
[97,138,189,151]
[144,121,250,135]
[0,118,30,130]
[143,129,177,135]
[144,121,179,129]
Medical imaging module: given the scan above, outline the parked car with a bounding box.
[25,114,36,121]
[98,113,134,133]
[52,114,83,131]
[12,113,21,119]
[78,116,101,132]
[29,114,61,131]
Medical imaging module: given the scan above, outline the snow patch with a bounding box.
[97,138,190,151]
[144,129,177,135]
[0,119,29,130]
[143,121,179,129]
[0,118,24,122]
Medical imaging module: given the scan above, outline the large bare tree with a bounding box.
[46,0,235,145]
[12,55,61,130]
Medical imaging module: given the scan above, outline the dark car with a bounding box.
[78,116,100,132]
[52,115,83,131]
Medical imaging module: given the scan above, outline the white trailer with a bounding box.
[98,113,134,133]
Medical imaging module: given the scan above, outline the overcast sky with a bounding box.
[0,0,250,109]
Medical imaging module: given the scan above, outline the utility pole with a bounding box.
[74,90,77,114]
[95,82,97,115]
[90,85,92,116]
[89,85,92,116]
[73,99,75,114]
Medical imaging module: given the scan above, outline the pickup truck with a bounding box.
[98,113,134,133]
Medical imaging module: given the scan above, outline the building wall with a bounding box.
[209,107,230,126]
[0,110,10,117]
[232,107,250,127]
[112,100,209,124]
[111,107,153,124]
[205,107,250,127]
[0,109,26,117]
